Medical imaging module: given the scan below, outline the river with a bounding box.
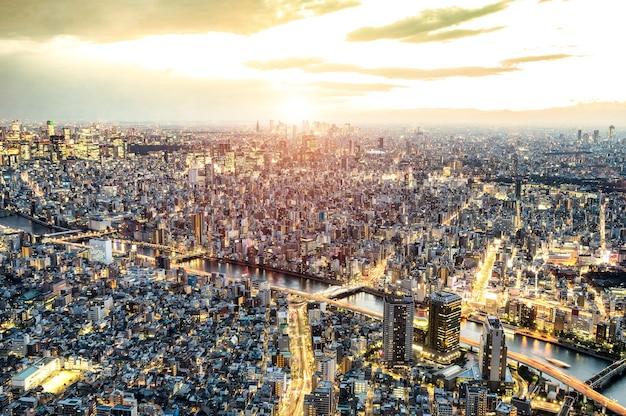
[341,291,625,403]
[2,216,625,403]
[183,260,626,403]
[0,214,56,235]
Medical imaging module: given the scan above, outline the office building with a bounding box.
[382,295,414,366]
[319,356,336,383]
[479,316,507,389]
[89,239,113,265]
[465,384,488,416]
[309,381,335,416]
[427,291,462,362]
[191,212,203,244]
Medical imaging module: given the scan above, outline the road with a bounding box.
[281,299,313,416]
[461,336,626,415]
[472,240,499,305]
[268,285,626,415]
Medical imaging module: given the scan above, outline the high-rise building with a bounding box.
[382,295,414,366]
[303,395,316,416]
[479,316,507,388]
[593,129,600,142]
[596,322,607,344]
[465,384,488,416]
[191,212,203,244]
[319,356,336,383]
[311,381,335,416]
[427,291,462,362]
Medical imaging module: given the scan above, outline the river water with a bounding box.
[342,292,625,403]
[184,259,626,403]
[0,215,56,235]
[2,217,624,403]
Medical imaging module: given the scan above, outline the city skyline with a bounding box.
[1,0,625,125]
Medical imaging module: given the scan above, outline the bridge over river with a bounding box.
[586,356,626,390]
[267,285,626,416]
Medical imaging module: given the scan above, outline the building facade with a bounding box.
[427,291,462,362]
[382,295,414,366]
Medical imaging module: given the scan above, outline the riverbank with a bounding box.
[16,213,70,232]
[1,209,71,233]
[468,315,617,363]
[200,255,345,286]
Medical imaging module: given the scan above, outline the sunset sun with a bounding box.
[281,97,312,124]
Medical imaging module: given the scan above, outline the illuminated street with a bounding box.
[461,336,626,415]
[471,240,499,306]
[281,299,313,416]
[271,285,626,415]
[40,371,82,395]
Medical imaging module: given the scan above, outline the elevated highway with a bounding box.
[268,285,626,415]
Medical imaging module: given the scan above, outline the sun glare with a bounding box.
[281,97,312,124]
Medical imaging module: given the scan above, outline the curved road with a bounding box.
[461,336,626,415]
[269,285,626,415]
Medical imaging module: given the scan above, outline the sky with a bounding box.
[1,0,624,125]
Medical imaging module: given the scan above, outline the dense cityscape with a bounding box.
[1,119,626,416]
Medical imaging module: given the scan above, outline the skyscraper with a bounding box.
[191,212,203,245]
[383,295,414,366]
[46,120,54,137]
[479,316,508,389]
[319,356,336,383]
[427,291,462,362]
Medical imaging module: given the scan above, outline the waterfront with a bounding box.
[0,214,56,235]
[342,291,626,404]
[185,258,331,294]
[2,216,625,405]
[181,258,626,404]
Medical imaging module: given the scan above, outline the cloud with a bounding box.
[346,1,510,43]
[500,54,574,67]
[0,0,361,42]
[245,57,362,73]
[301,81,407,95]
[0,52,285,121]
[0,51,396,122]
[245,57,328,70]
[361,66,518,80]
[402,27,505,43]
[245,57,518,80]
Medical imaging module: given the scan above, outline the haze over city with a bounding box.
[2,0,626,124]
[4,1,626,416]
